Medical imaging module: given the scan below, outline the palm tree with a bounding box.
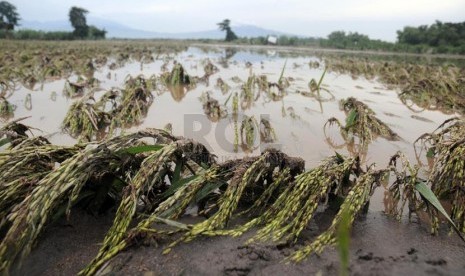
[217,19,238,42]
[0,1,20,31]
[69,6,89,38]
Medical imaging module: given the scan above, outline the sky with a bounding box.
[9,0,465,41]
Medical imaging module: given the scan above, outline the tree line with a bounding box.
[396,20,465,53]
[0,1,105,40]
[221,21,465,55]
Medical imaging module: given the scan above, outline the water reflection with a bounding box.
[167,85,189,102]
[24,94,32,110]
[218,47,237,69]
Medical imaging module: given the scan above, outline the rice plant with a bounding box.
[63,76,95,98]
[240,75,257,109]
[324,56,465,114]
[108,75,154,132]
[0,129,179,274]
[203,60,219,76]
[0,117,33,147]
[2,40,465,276]
[386,151,465,244]
[0,123,394,276]
[0,138,80,229]
[0,96,15,118]
[200,92,227,121]
[291,166,382,261]
[399,77,465,114]
[216,77,230,94]
[325,97,400,150]
[259,118,277,143]
[413,118,465,233]
[7,118,462,276]
[308,67,327,92]
[161,63,191,87]
[81,137,214,275]
[62,93,108,141]
[240,115,259,151]
[62,75,155,141]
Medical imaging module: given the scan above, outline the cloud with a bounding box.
[342,0,465,19]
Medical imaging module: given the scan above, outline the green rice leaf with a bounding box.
[223,92,233,106]
[172,161,184,184]
[415,181,465,242]
[108,177,128,200]
[278,59,288,83]
[52,190,95,222]
[335,151,345,162]
[317,67,327,89]
[195,180,226,203]
[120,144,164,154]
[345,109,357,129]
[163,174,199,198]
[0,137,11,148]
[337,206,351,276]
[426,148,435,158]
[152,216,191,230]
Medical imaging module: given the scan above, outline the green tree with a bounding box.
[69,6,89,38]
[88,25,106,39]
[217,19,238,42]
[0,1,20,30]
[325,31,348,48]
[397,20,465,49]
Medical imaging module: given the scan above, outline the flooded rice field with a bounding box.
[1,41,465,275]
[2,45,457,207]
[3,45,456,165]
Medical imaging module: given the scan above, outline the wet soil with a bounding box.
[17,209,465,276]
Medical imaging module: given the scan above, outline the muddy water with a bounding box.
[1,46,457,213]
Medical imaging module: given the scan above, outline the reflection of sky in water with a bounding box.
[180,46,326,63]
[181,45,465,66]
[179,47,276,62]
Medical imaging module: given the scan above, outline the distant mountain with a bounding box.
[19,18,297,39]
[163,24,291,39]
[19,19,73,32]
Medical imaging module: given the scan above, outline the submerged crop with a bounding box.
[1,41,464,275]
